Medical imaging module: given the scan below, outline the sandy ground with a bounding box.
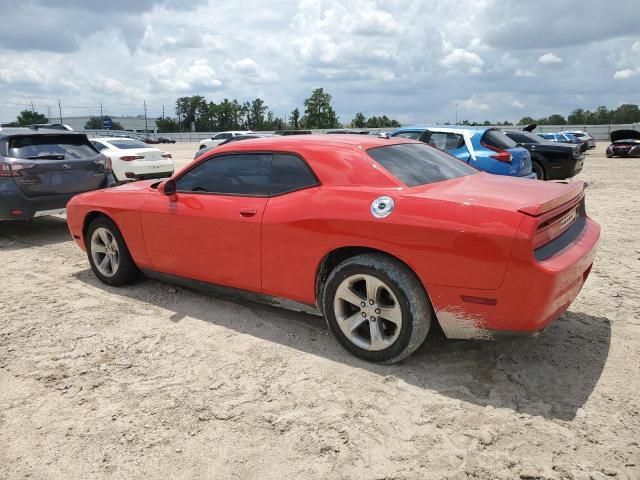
[1,143,639,480]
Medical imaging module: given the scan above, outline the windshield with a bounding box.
[105,139,149,149]
[8,134,97,159]
[367,143,477,187]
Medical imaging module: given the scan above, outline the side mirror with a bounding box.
[163,179,176,195]
[160,179,178,202]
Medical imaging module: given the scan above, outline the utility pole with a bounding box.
[162,105,165,120]
[58,99,62,123]
[455,103,458,124]
[100,103,103,130]
[30,101,35,113]
[144,100,149,134]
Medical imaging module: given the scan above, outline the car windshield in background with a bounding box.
[106,139,149,149]
[8,134,96,160]
[482,129,518,149]
[367,143,477,187]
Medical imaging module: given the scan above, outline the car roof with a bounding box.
[210,134,407,150]
[0,127,83,139]
[391,125,489,134]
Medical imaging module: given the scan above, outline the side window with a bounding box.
[445,133,465,150]
[269,154,319,195]
[428,132,448,150]
[176,154,271,196]
[393,131,422,140]
[92,141,108,151]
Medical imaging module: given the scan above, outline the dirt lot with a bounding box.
[1,143,639,479]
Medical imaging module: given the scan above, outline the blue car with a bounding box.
[388,126,535,179]
[537,132,581,145]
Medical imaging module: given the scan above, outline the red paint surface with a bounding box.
[66,135,600,336]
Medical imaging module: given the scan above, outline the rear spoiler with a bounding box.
[518,181,584,217]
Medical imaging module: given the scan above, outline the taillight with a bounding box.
[120,155,144,161]
[481,142,512,162]
[533,201,582,249]
[0,162,36,177]
[162,153,172,159]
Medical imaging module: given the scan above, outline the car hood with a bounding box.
[407,172,583,216]
[610,129,640,143]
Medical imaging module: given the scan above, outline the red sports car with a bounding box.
[66,135,600,363]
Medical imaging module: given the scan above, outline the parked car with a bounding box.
[30,123,74,131]
[503,130,584,180]
[141,136,160,145]
[156,136,176,144]
[562,130,596,149]
[0,128,109,220]
[389,126,536,179]
[90,137,174,183]
[194,134,275,159]
[66,135,599,363]
[537,132,587,152]
[198,131,252,150]
[606,129,640,158]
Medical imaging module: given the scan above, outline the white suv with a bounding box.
[198,131,252,150]
[562,130,596,149]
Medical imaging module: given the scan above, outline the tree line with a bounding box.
[517,104,640,126]
[156,88,403,133]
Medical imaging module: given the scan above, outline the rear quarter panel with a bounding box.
[261,186,522,305]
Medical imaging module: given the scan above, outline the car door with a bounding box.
[140,153,271,292]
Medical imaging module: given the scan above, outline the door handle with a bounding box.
[239,208,257,217]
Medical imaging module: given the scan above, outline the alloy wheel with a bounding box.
[90,227,120,277]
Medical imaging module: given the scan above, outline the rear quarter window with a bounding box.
[367,143,477,187]
[482,129,518,149]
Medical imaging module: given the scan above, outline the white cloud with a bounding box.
[147,58,222,92]
[538,52,563,64]
[224,58,278,84]
[461,97,490,112]
[515,69,536,77]
[511,100,525,109]
[441,48,485,68]
[613,69,639,80]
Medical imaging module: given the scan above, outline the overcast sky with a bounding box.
[1,0,639,124]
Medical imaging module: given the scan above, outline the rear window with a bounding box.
[367,143,477,187]
[8,134,97,160]
[482,129,518,149]
[105,139,148,149]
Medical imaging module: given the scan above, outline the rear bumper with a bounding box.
[428,217,600,339]
[0,180,93,220]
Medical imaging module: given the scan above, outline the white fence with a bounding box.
[82,123,640,143]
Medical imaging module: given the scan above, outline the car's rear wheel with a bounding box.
[532,161,546,180]
[86,216,138,286]
[322,253,432,364]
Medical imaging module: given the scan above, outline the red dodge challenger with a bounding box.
[66,135,600,363]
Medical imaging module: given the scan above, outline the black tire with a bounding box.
[532,161,546,180]
[86,216,139,286]
[321,253,432,364]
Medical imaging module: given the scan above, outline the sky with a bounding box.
[0,0,639,125]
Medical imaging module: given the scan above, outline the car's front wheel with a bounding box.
[86,216,139,286]
[322,254,432,364]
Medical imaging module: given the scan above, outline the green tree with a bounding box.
[175,95,208,131]
[84,116,123,130]
[15,110,48,126]
[302,88,341,129]
[611,104,640,124]
[352,113,366,128]
[248,98,268,130]
[547,114,567,125]
[289,108,300,130]
[568,108,586,124]
[518,116,536,125]
[156,117,179,133]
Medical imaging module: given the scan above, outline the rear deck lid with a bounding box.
[5,133,107,197]
[610,129,640,143]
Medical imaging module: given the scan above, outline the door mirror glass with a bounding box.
[163,179,176,195]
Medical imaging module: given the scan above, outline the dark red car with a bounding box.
[606,129,640,158]
[66,135,600,363]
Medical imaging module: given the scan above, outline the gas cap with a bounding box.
[371,196,394,218]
